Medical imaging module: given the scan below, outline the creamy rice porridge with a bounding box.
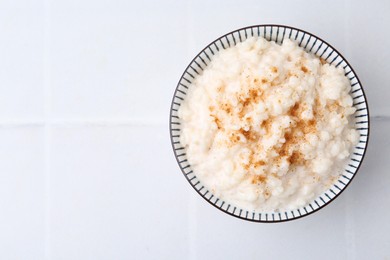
[178,37,359,211]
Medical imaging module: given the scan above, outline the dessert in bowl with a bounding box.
[170,25,369,222]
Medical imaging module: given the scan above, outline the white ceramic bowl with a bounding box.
[169,25,369,222]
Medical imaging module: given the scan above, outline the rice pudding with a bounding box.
[178,37,359,211]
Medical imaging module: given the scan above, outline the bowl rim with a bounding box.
[169,24,370,223]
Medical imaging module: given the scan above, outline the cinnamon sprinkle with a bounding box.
[239,128,257,141]
[210,114,222,129]
[261,118,274,135]
[252,175,267,184]
[301,65,309,73]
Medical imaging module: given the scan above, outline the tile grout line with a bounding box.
[0,119,168,127]
[188,194,197,260]
[43,0,51,258]
[49,118,167,126]
[344,0,351,58]
[345,191,356,260]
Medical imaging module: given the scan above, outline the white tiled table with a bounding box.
[0,0,389,259]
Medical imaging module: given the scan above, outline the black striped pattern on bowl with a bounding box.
[169,25,369,223]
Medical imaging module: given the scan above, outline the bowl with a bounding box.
[169,24,369,222]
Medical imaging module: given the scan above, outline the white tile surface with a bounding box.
[346,118,390,260]
[0,1,45,119]
[49,125,189,259]
[50,0,188,120]
[188,0,349,54]
[347,1,390,117]
[0,0,389,259]
[0,127,45,259]
[192,192,349,260]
